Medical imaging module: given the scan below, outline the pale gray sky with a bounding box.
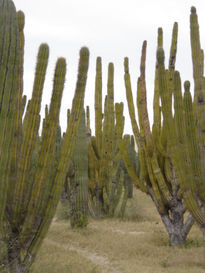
[14,0,205,134]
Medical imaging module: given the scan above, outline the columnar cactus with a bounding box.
[69,109,89,228]
[157,6,205,249]
[0,1,89,272]
[121,22,195,246]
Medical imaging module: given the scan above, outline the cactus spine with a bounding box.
[0,1,89,271]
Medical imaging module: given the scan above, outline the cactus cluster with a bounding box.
[60,58,134,221]
[0,1,89,272]
[87,58,133,217]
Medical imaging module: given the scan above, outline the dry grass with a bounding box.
[30,190,205,273]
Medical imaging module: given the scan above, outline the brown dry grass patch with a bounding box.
[30,190,205,273]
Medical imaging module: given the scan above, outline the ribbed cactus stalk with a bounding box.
[69,109,88,228]
[121,22,195,246]
[0,1,89,271]
[122,135,137,198]
[0,0,19,229]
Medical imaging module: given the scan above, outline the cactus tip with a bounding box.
[57,57,66,66]
[108,62,114,70]
[39,43,49,51]
[191,6,196,14]
[184,81,190,92]
[124,57,129,73]
[158,27,163,34]
[124,57,129,64]
[17,10,25,31]
[80,46,89,57]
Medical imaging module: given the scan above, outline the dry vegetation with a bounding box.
[30,190,205,273]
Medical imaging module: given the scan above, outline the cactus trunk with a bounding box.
[70,109,89,228]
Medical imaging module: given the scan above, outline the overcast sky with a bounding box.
[14,0,205,134]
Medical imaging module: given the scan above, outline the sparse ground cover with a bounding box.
[30,190,205,273]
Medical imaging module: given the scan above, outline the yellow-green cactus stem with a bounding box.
[95,57,102,155]
[0,0,19,227]
[12,43,49,227]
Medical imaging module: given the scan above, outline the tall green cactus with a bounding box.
[121,23,195,246]
[157,6,205,250]
[69,109,88,228]
[0,0,19,229]
[0,1,89,272]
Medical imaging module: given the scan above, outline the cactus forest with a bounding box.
[0,0,205,272]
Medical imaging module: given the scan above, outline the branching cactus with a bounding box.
[0,1,89,272]
[121,22,195,246]
[88,58,129,217]
[157,7,205,251]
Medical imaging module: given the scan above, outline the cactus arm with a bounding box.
[152,28,169,159]
[124,56,150,191]
[166,22,178,115]
[157,27,163,48]
[172,71,194,191]
[183,81,205,199]
[12,44,49,226]
[7,10,25,213]
[95,57,102,154]
[153,28,162,138]
[168,22,178,71]
[0,0,19,226]
[124,57,142,149]
[190,7,205,185]
[20,58,66,243]
[190,7,203,93]
[99,63,115,191]
[138,41,153,155]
